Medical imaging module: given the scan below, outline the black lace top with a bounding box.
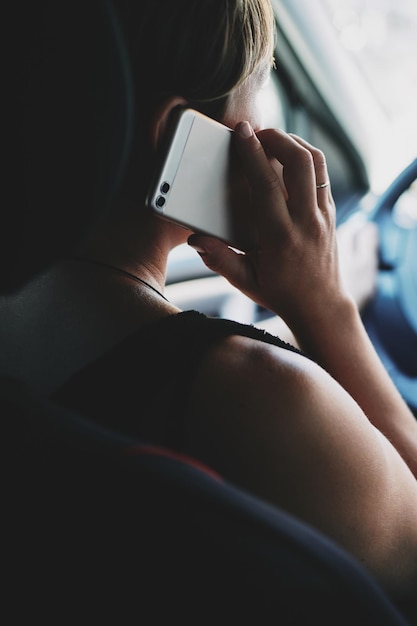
[53,311,305,449]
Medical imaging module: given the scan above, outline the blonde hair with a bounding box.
[119,0,275,116]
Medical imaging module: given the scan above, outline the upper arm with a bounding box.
[185,335,417,593]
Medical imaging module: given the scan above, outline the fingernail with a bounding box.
[238,121,253,139]
[188,242,207,256]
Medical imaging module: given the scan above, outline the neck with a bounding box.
[72,198,188,297]
[78,214,168,274]
[70,255,170,303]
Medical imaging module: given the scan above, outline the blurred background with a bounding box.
[319,0,417,194]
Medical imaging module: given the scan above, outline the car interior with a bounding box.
[3,1,417,623]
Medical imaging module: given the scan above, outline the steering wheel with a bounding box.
[361,158,417,417]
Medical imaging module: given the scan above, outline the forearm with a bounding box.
[292,296,417,476]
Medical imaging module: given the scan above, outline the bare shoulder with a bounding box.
[186,331,370,475]
[185,332,417,593]
[186,332,397,490]
[189,331,344,435]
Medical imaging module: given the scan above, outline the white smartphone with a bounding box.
[146,108,256,252]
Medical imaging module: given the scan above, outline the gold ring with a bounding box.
[316,181,330,189]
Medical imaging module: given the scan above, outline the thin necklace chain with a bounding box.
[70,256,170,302]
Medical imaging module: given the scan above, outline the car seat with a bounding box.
[3,376,415,625]
[2,1,415,624]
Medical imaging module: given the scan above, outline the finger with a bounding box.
[187,234,255,292]
[255,128,318,221]
[289,134,332,201]
[234,122,290,227]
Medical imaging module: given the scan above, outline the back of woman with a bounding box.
[3,0,417,606]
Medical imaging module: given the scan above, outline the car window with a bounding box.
[319,0,417,190]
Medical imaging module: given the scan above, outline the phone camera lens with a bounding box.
[160,181,170,194]
[156,196,166,208]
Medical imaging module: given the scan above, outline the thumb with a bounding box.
[187,234,248,284]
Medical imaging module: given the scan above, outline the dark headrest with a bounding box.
[2,0,133,292]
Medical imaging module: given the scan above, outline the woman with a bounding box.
[3,0,417,600]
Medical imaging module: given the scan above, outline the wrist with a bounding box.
[289,294,359,360]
